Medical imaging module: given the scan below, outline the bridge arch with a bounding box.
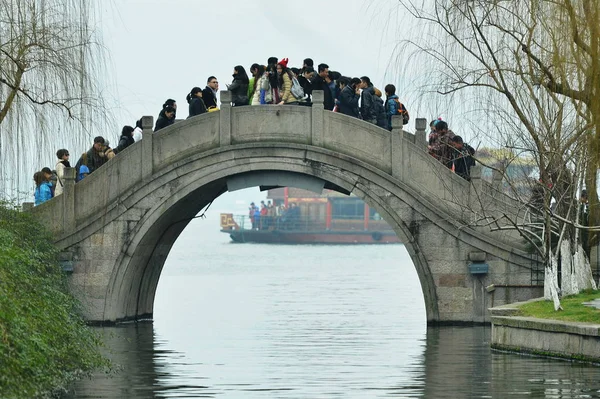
[104,145,440,323]
[31,91,541,324]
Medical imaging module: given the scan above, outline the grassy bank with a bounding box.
[0,203,108,398]
[518,290,600,324]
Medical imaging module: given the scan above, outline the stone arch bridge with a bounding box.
[31,91,542,324]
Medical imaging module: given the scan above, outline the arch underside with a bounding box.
[104,145,442,323]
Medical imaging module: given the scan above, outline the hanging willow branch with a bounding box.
[0,0,114,202]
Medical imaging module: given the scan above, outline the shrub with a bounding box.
[0,203,109,398]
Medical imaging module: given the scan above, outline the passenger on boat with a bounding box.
[249,202,257,230]
[260,201,268,230]
[253,206,261,230]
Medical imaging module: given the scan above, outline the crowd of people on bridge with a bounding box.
[152,57,411,132]
[32,56,475,206]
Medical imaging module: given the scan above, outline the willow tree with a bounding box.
[0,0,111,201]
[394,0,599,308]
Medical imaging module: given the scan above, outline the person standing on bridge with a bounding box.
[186,87,207,118]
[251,65,271,105]
[33,171,53,206]
[227,65,249,107]
[114,126,136,154]
[154,99,177,131]
[54,149,70,196]
[266,57,280,104]
[154,106,176,132]
[359,76,377,125]
[428,120,455,168]
[297,66,313,105]
[373,88,388,130]
[384,84,400,131]
[311,63,335,111]
[202,77,219,110]
[74,136,109,179]
[338,77,360,118]
[276,58,300,105]
[450,136,476,181]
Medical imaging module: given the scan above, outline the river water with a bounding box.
[66,208,600,398]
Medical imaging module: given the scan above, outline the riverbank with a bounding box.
[0,203,108,398]
[490,294,600,363]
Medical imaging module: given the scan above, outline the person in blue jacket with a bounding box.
[384,84,400,131]
[33,171,53,206]
[253,206,261,230]
[78,165,90,181]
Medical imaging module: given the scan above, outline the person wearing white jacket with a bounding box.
[54,148,71,196]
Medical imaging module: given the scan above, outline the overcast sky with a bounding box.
[99,0,413,125]
[93,0,419,210]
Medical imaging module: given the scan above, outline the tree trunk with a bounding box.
[545,256,562,310]
[573,242,597,291]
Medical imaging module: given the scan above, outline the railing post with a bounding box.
[491,169,504,192]
[469,165,484,212]
[63,167,76,230]
[415,118,427,149]
[391,115,405,180]
[141,115,154,180]
[220,90,232,146]
[311,90,324,146]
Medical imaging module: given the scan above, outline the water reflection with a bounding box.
[64,215,600,398]
[66,324,600,398]
[63,322,160,399]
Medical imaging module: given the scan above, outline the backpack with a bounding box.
[393,98,410,125]
[290,75,305,99]
[75,151,87,182]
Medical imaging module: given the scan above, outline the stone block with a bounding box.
[88,259,118,274]
[438,274,467,287]
[71,259,90,274]
[469,251,486,262]
[90,233,104,246]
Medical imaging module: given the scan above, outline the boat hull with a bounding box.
[222,229,401,244]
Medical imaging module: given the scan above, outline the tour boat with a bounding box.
[220,187,401,244]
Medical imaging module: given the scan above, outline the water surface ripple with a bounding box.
[65,215,600,398]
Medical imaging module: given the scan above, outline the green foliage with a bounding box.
[0,203,109,398]
[518,290,600,324]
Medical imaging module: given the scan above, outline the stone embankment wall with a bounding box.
[491,302,600,363]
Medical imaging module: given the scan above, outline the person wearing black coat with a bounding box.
[338,78,360,118]
[360,77,376,123]
[266,57,279,103]
[74,136,108,178]
[311,63,334,110]
[114,126,135,154]
[297,66,313,104]
[450,135,476,181]
[154,106,176,132]
[227,65,249,106]
[186,87,207,118]
[202,76,219,109]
